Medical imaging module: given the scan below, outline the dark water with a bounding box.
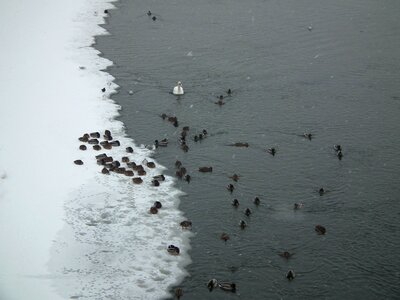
[96,0,400,298]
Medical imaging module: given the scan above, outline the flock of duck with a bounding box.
[76,87,343,300]
[166,80,344,294]
[74,9,345,298]
[74,79,344,297]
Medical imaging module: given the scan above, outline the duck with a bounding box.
[304,133,312,140]
[175,160,182,169]
[337,150,343,160]
[244,208,252,217]
[220,232,230,242]
[180,220,192,229]
[286,270,295,280]
[229,174,240,182]
[154,139,168,147]
[149,206,158,214]
[253,197,260,205]
[239,220,247,229]
[199,166,213,172]
[153,174,166,181]
[207,279,218,292]
[267,147,276,156]
[215,99,225,106]
[167,245,180,255]
[184,174,191,183]
[279,251,294,259]
[147,10,152,16]
[232,199,240,207]
[315,224,326,235]
[294,202,304,209]
[175,288,183,300]
[227,184,235,193]
[173,81,184,95]
[227,88,232,95]
[229,142,249,147]
[319,188,325,196]
[153,201,162,209]
[218,282,236,293]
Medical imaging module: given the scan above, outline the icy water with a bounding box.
[96,0,400,298]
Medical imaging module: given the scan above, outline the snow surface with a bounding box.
[0,0,190,299]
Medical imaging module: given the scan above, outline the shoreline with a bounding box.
[0,0,190,298]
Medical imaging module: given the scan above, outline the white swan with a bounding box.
[173,81,184,95]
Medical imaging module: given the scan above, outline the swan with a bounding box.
[173,81,184,95]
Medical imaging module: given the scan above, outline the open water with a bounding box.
[96,0,400,298]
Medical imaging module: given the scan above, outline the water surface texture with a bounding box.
[96,0,400,298]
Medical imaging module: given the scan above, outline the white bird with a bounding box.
[173,81,184,95]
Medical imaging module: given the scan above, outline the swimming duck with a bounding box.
[227,88,232,95]
[229,174,240,182]
[153,174,166,181]
[279,251,294,259]
[149,206,158,214]
[315,224,326,235]
[180,220,192,229]
[232,199,240,207]
[304,133,312,140]
[239,220,247,229]
[220,232,230,242]
[184,174,191,183]
[147,10,152,16]
[199,166,213,172]
[173,81,184,95]
[286,270,295,280]
[267,147,276,156]
[244,208,252,217]
[218,282,236,293]
[155,139,168,147]
[253,197,260,205]
[175,160,182,169]
[337,150,343,160]
[319,188,325,196]
[175,288,183,300]
[294,202,304,209]
[229,142,249,147]
[167,245,180,255]
[207,279,218,292]
[181,143,189,152]
[215,99,225,106]
[227,184,235,193]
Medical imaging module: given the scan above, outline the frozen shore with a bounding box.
[0,1,190,299]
